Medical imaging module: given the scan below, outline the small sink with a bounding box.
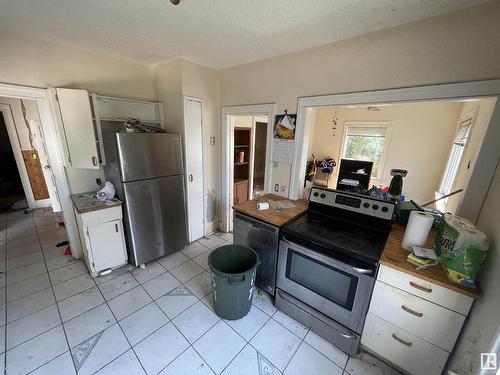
[78,193,97,198]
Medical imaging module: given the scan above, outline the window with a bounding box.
[341,122,391,180]
[438,117,473,195]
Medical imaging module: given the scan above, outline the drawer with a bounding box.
[80,206,123,226]
[369,281,465,351]
[377,264,473,315]
[362,313,448,375]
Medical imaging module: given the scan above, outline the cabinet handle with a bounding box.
[189,174,193,182]
[401,304,423,317]
[392,333,412,347]
[115,223,118,233]
[409,281,432,293]
[92,156,98,166]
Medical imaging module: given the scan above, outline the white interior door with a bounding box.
[184,98,204,242]
[30,118,61,212]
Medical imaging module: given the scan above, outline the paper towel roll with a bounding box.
[402,210,434,250]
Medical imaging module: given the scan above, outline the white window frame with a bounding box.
[438,112,476,195]
[339,121,392,181]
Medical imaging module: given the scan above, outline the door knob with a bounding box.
[44,165,51,169]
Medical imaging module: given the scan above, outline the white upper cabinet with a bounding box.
[92,95,162,124]
[54,88,100,169]
[50,88,163,169]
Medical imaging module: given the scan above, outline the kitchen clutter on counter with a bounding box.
[401,212,489,287]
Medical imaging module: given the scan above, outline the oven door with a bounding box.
[277,236,375,333]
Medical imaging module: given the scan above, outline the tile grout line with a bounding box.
[94,272,148,374]
[3,211,37,372]
[32,211,80,375]
[128,266,222,375]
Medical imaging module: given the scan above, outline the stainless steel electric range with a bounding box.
[275,187,395,356]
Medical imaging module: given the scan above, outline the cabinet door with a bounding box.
[234,181,248,204]
[87,220,127,272]
[56,88,99,169]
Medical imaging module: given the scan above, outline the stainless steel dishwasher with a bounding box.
[233,212,280,295]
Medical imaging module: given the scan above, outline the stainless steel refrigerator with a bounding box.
[102,128,188,266]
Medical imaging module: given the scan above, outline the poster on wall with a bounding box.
[273,113,297,140]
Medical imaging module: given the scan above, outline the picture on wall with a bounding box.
[273,113,297,139]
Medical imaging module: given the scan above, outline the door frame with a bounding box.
[290,79,500,223]
[183,96,206,241]
[0,82,81,258]
[0,104,38,208]
[221,103,275,232]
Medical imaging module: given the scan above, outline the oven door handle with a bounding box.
[282,236,373,276]
[352,267,373,275]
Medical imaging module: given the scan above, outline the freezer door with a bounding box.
[122,175,188,266]
[117,133,183,182]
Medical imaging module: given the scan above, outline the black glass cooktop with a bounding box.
[282,211,391,264]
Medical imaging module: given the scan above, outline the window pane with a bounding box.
[344,135,385,178]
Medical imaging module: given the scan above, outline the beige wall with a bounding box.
[152,58,221,233]
[449,161,500,373]
[0,28,154,100]
[308,101,463,203]
[219,1,500,191]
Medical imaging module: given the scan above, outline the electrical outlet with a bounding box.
[210,137,215,145]
[274,184,279,192]
[280,185,286,192]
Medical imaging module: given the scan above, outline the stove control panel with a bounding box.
[310,187,395,220]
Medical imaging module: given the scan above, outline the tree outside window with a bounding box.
[342,123,391,180]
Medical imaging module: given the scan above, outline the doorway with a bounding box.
[183,97,205,242]
[0,112,25,211]
[0,98,60,212]
[290,80,500,223]
[222,104,275,232]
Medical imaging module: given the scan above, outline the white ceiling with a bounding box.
[0,0,490,69]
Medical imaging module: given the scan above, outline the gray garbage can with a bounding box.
[208,244,260,320]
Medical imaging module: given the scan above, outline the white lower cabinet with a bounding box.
[74,205,128,277]
[362,265,473,375]
[369,282,465,352]
[363,313,448,375]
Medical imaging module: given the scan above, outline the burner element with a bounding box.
[297,222,328,237]
[325,231,371,253]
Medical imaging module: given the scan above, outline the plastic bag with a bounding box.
[435,214,489,287]
[96,182,116,201]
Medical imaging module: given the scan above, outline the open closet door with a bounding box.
[184,98,205,242]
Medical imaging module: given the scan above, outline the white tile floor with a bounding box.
[0,208,400,375]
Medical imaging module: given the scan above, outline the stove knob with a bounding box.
[313,192,319,197]
[320,193,326,199]
[381,206,389,213]
[363,202,370,208]
[372,204,379,210]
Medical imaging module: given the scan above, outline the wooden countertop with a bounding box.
[233,194,308,227]
[381,224,480,299]
[70,192,122,214]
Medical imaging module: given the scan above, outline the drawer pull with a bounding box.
[409,281,432,293]
[392,333,413,347]
[401,304,423,317]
